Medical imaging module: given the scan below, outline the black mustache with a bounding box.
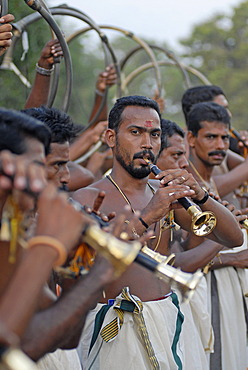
[133,150,155,162]
[208,150,226,157]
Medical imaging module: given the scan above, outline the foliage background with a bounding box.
[1,0,248,129]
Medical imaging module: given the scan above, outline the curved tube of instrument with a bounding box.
[23,0,73,112]
[82,224,203,302]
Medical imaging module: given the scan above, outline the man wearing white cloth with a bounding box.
[186,101,248,370]
[74,96,243,369]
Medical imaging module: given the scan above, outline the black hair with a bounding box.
[182,85,225,122]
[0,108,51,155]
[22,106,81,144]
[160,119,185,152]
[108,95,161,132]
[187,102,230,136]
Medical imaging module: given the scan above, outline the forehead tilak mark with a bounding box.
[144,120,153,127]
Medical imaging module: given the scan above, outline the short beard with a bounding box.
[117,155,151,178]
[115,147,151,179]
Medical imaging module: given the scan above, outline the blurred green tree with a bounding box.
[180,0,248,129]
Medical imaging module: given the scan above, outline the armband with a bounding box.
[27,236,67,266]
[139,216,149,230]
[193,190,209,205]
[36,63,54,76]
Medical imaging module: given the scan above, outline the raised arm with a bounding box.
[69,120,108,161]
[24,39,62,108]
[213,152,248,197]
[89,64,117,123]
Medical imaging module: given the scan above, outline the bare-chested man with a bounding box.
[181,84,248,212]
[0,109,120,369]
[186,101,248,370]
[73,95,242,369]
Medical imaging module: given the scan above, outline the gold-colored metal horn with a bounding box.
[144,158,217,236]
[141,245,203,302]
[81,225,203,301]
[82,224,141,277]
[187,205,217,236]
[155,263,203,303]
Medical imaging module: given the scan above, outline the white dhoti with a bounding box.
[178,277,214,370]
[187,277,214,354]
[77,288,184,370]
[207,267,247,370]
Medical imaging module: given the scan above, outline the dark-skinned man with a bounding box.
[73,96,243,370]
[186,101,247,370]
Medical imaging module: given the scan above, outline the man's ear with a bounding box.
[187,130,196,148]
[105,128,116,148]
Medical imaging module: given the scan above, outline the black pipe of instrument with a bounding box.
[148,162,193,210]
[134,251,159,272]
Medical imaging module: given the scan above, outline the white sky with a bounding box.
[48,0,241,50]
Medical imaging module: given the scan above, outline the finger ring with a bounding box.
[120,232,129,240]
[181,176,186,181]
[169,192,174,196]
[124,220,130,225]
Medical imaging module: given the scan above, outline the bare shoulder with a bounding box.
[72,177,112,206]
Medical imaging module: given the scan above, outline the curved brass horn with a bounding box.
[81,224,203,302]
[144,159,217,237]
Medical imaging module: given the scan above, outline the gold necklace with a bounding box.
[106,174,163,251]
[106,174,136,213]
[188,160,220,197]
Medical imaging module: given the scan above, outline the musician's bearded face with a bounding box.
[115,140,156,178]
[113,106,161,179]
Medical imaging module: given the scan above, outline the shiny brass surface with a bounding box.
[155,263,203,302]
[83,224,141,276]
[82,225,202,301]
[187,206,217,236]
[141,245,175,265]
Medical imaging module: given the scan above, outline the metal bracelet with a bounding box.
[35,63,54,76]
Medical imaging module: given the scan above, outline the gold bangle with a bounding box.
[27,236,67,267]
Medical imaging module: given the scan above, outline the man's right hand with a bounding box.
[96,64,117,94]
[141,183,195,226]
[0,150,47,196]
[37,39,63,69]
[0,14,14,56]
